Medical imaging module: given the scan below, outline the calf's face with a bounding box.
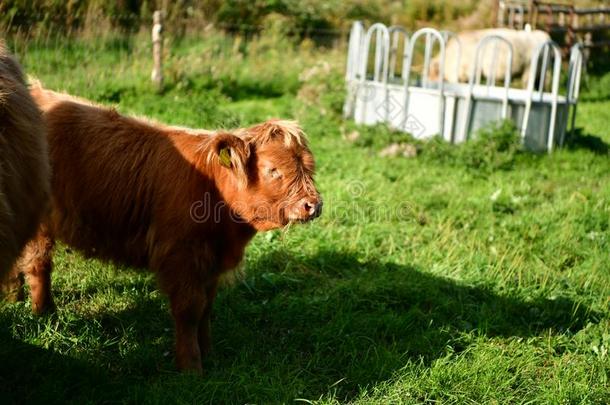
[248,138,321,229]
[211,121,322,231]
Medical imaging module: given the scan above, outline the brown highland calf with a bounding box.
[0,44,49,287]
[15,85,321,372]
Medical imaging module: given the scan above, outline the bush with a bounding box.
[352,120,522,172]
[454,120,522,171]
[297,58,346,117]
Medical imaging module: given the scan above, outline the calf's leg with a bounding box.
[198,281,218,357]
[157,252,211,373]
[22,225,55,314]
[0,265,25,302]
[168,283,209,372]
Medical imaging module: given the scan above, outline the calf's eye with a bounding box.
[267,167,282,180]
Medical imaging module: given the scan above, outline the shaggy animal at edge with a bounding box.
[7,85,322,372]
[0,44,50,290]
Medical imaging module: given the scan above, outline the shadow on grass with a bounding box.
[0,249,600,402]
[564,128,610,155]
[0,329,119,404]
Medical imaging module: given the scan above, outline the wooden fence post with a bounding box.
[152,10,164,91]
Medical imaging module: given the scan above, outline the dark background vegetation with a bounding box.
[0,0,488,35]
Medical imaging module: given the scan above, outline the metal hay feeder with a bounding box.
[343,22,584,152]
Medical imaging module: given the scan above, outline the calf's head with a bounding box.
[208,120,321,231]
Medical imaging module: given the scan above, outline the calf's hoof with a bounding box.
[32,298,56,315]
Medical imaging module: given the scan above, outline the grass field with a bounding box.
[0,34,609,404]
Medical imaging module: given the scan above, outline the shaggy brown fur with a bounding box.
[15,86,321,372]
[0,44,49,292]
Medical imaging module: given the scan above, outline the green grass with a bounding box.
[1,34,609,404]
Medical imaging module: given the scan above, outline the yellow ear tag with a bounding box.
[219,147,232,168]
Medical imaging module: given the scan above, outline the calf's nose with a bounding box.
[303,198,322,219]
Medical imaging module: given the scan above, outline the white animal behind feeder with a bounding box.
[429,28,550,86]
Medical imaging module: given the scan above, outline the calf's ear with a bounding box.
[210,133,251,183]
